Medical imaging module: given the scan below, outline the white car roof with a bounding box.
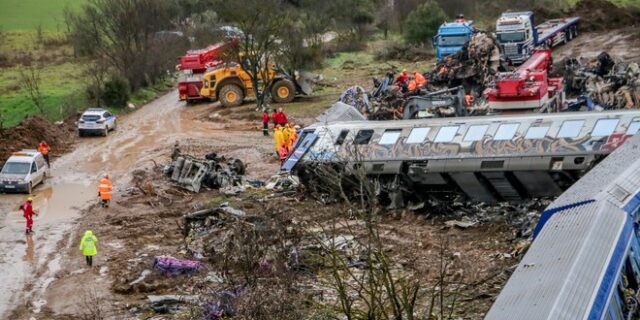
[6,150,39,162]
[82,108,107,115]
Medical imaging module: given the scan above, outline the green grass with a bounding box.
[0,62,87,127]
[0,0,86,32]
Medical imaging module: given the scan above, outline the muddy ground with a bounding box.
[2,27,640,319]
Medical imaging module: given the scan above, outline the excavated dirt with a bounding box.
[0,116,78,164]
[571,0,640,32]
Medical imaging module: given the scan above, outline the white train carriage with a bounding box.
[289,110,640,203]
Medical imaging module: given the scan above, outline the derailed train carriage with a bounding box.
[287,110,640,205]
[485,133,640,320]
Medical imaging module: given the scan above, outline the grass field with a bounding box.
[0,0,85,32]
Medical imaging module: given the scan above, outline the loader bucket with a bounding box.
[295,71,322,95]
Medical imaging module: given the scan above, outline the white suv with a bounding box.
[78,108,117,137]
[0,150,48,193]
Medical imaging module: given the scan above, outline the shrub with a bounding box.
[404,2,448,45]
[101,76,130,108]
[374,41,434,62]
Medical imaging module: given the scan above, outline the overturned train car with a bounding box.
[288,110,640,205]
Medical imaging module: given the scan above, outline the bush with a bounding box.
[374,41,434,62]
[404,2,448,45]
[101,76,130,108]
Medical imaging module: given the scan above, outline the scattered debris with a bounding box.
[264,173,299,192]
[165,152,245,193]
[153,256,203,275]
[147,295,199,314]
[129,269,152,285]
[563,52,640,109]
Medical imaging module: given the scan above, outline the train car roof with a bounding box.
[485,200,632,320]
[317,110,640,130]
[548,133,640,210]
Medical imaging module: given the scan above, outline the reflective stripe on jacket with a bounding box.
[98,179,112,200]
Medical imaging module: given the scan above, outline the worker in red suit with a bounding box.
[271,109,280,128]
[262,110,270,136]
[21,197,37,234]
[278,107,288,126]
[395,69,409,85]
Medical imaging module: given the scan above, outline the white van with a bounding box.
[0,150,48,193]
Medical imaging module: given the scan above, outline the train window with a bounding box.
[494,123,519,140]
[627,121,640,135]
[464,125,489,142]
[335,130,349,145]
[406,127,430,144]
[592,119,620,137]
[434,126,459,143]
[525,126,549,139]
[354,129,374,145]
[379,130,402,145]
[557,120,584,138]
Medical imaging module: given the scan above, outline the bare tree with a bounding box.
[302,139,460,319]
[19,65,46,115]
[65,0,179,90]
[216,0,291,111]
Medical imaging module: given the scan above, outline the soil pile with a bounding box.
[0,116,77,163]
[572,0,640,31]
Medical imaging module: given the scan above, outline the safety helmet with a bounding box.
[27,197,34,202]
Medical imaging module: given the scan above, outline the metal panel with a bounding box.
[551,134,640,210]
[450,173,495,202]
[485,201,629,320]
[513,171,562,197]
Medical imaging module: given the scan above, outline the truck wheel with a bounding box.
[271,79,296,103]
[103,128,108,137]
[219,84,244,107]
[27,182,32,194]
[79,130,84,137]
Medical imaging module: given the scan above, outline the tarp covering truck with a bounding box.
[496,11,579,64]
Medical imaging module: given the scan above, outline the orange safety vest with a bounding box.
[279,144,289,161]
[408,80,417,91]
[414,72,427,87]
[38,144,50,155]
[289,131,298,150]
[98,178,112,200]
[465,95,474,106]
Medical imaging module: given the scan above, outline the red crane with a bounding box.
[176,42,232,102]
[484,49,564,112]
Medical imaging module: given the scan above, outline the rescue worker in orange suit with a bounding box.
[262,110,270,136]
[278,142,289,165]
[407,79,417,92]
[289,126,299,151]
[21,197,37,234]
[465,93,475,107]
[98,175,113,208]
[414,71,427,89]
[38,141,51,168]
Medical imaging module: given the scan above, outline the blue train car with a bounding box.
[485,133,640,319]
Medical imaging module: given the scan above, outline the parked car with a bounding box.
[0,150,48,194]
[78,108,117,137]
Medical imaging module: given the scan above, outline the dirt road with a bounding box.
[0,91,278,318]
